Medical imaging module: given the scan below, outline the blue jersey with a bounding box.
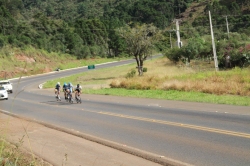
[63,84,67,90]
[67,84,73,93]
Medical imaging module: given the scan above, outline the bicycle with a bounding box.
[74,90,81,104]
[67,92,74,104]
[63,89,68,101]
[55,89,61,101]
[75,94,81,104]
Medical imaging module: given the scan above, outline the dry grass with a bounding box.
[0,139,50,166]
[110,58,250,96]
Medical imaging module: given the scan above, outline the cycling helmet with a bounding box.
[57,82,60,85]
[64,82,67,85]
[77,84,79,87]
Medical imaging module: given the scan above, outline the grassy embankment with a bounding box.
[44,57,250,106]
[0,46,123,79]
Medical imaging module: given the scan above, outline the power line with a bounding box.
[1,20,250,32]
[179,20,250,31]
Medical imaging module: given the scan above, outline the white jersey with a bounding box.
[75,85,82,90]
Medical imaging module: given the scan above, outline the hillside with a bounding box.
[1,0,249,57]
[0,0,199,59]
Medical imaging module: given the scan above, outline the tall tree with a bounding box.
[118,23,160,76]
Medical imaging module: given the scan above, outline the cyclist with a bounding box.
[67,82,74,100]
[75,84,82,100]
[55,82,61,99]
[63,82,68,99]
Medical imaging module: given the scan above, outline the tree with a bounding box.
[165,47,183,64]
[182,37,205,63]
[104,17,126,57]
[117,23,160,76]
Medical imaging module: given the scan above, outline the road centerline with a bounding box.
[98,111,250,139]
[8,97,250,139]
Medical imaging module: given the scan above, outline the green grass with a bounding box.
[82,88,250,106]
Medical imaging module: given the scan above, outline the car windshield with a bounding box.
[0,87,5,90]
[0,82,9,85]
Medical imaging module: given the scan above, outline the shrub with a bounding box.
[126,69,136,78]
[165,48,182,64]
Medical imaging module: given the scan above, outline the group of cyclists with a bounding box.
[54,82,82,102]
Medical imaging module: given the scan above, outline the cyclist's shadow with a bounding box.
[41,100,75,105]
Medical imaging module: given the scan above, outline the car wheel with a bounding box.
[10,90,13,93]
[5,98,8,100]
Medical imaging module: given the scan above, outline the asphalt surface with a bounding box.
[1,57,250,166]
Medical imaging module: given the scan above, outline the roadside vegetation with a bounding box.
[0,139,50,166]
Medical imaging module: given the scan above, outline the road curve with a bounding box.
[1,57,250,166]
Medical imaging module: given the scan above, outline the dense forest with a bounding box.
[0,0,250,67]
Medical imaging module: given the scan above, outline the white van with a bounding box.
[0,86,8,100]
[0,80,13,93]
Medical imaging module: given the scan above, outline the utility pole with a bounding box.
[209,11,219,71]
[225,15,230,39]
[174,19,182,48]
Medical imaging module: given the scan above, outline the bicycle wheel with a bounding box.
[69,97,73,103]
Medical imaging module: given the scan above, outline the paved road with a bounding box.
[1,58,250,166]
